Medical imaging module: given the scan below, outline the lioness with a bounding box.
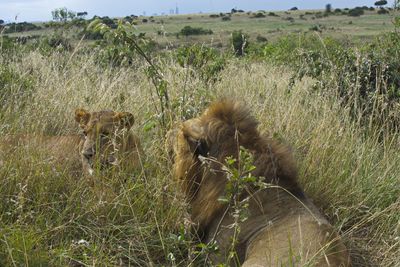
[168,100,351,266]
[0,134,82,170]
[74,108,142,176]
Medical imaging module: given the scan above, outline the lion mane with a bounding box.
[170,100,351,266]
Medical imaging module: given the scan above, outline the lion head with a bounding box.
[168,100,350,266]
[75,108,141,175]
[169,100,299,228]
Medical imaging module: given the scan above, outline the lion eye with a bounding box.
[82,130,88,136]
[100,133,109,139]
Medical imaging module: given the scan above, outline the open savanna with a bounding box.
[5,9,394,48]
[138,10,393,45]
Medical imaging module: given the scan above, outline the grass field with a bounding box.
[0,7,399,267]
[4,9,395,48]
[138,10,393,45]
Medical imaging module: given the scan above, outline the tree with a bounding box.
[231,30,249,56]
[0,19,4,25]
[325,4,332,13]
[374,0,388,6]
[52,7,76,22]
[77,11,88,18]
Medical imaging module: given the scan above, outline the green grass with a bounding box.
[122,10,394,46]
[4,9,395,48]
[0,44,399,266]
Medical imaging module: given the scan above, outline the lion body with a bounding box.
[170,100,350,266]
[0,134,82,171]
[1,109,142,176]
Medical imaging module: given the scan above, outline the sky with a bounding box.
[0,0,389,23]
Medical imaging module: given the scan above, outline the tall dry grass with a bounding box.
[0,49,398,266]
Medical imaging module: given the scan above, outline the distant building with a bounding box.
[175,5,179,14]
[169,9,174,15]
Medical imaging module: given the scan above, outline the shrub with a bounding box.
[252,12,266,18]
[348,7,364,16]
[175,44,226,85]
[231,30,249,56]
[309,25,322,32]
[180,26,213,36]
[209,14,219,18]
[268,12,279,17]
[41,34,72,51]
[377,8,389,14]
[263,33,400,128]
[256,35,268,42]
[221,16,231,21]
[3,22,41,33]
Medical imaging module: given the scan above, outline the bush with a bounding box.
[377,8,389,14]
[3,22,41,33]
[231,30,249,56]
[348,7,364,16]
[256,35,268,42]
[268,12,279,17]
[309,25,322,32]
[263,33,400,128]
[175,44,226,85]
[251,12,266,18]
[180,26,213,36]
[221,16,231,21]
[41,34,72,51]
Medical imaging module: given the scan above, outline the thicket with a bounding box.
[175,45,226,85]
[179,26,213,36]
[231,30,249,56]
[3,22,41,33]
[263,32,400,129]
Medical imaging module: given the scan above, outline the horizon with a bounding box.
[0,0,388,23]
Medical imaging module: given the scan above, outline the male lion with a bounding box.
[74,108,142,176]
[169,100,351,266]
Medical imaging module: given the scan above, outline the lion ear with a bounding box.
[186,136,208,157]
[114,112,135,130]
[182,119,208,157]
[75,108,90,127]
